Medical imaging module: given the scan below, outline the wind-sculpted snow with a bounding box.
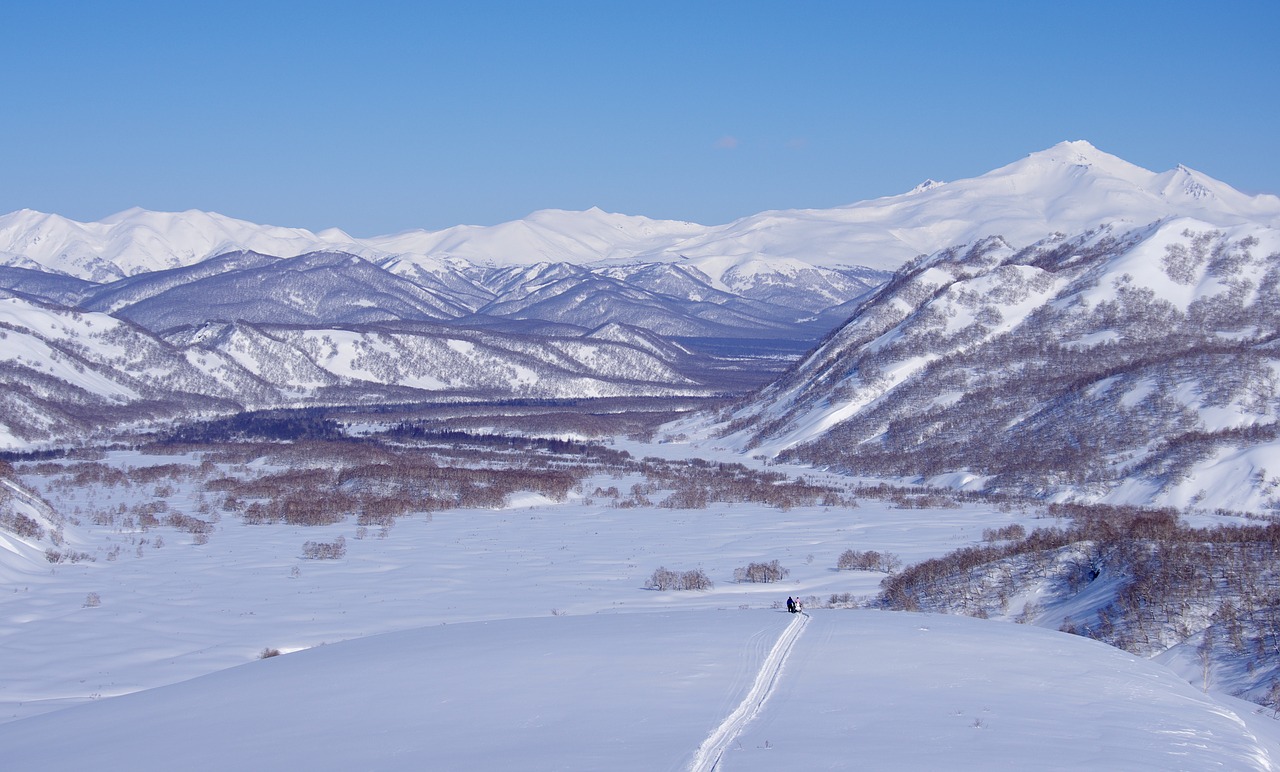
[692,219,1280,511]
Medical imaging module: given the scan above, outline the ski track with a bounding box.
[688,612,810,772]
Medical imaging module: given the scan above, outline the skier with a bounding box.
[786,596,796,613]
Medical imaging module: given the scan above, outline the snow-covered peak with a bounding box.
[360,207,706,268]
[1020,139,1131,169]
[909,179,946,194]
[0,208,333,282]
[989,140,1186,189]
[96,206,150,225]
[2,142,1277,281]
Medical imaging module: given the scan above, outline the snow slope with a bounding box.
[0,611,1272,772]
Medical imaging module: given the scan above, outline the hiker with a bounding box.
[786,596,796,613]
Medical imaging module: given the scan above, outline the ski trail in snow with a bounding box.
[688,612,809,772]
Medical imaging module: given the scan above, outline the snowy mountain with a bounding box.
[4,141,1280,450]
[84,251,473,329]
[5,141,1277,282]
[367,206,707,267]
[0,208,337,283]
[8,140,1280,770]
[612,140,1277,276]
[0,291,730,447]
[0,295,259,446]
[685,217,1280,511]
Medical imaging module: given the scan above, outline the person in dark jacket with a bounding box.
[786,596,796,613]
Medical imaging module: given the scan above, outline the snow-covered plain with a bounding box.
[1,448,1278,770]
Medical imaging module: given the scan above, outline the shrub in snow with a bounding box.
[982,524,1026,542]
[45,548,94,564]
[645,566,713,591]
[734,560,789,584]
[836,549,902,573]
[0,511,44,540]
[879,502,1280,701]
[1266,680,1280,718]
[301,536,347,560]
[164,512,213,536]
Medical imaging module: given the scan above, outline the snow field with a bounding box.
[0,611,1273,771]
[2,446,1279,769]
[727,611,1275,771]
[0,457,1040,725]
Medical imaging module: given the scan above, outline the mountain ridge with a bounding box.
[678,216,1280,511]
[4,141,1280,467]
[4,141,1277,283]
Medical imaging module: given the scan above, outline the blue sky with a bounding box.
[4,1,1277,236]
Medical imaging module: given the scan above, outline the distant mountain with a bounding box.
[0,293,721,448]
[681,139,1280,272]
[0,266,97,306]
[4,141,1279,451]
[368,206,707,267]
[683,218,1280,511]
[5,141,1277,283]
[0,296,256,446]
[0,208,332,283]
[83,251,472,331]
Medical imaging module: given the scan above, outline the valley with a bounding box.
[2,416,1279,768]
[3,140,1280,768]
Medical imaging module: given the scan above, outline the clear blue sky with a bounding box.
[5,0,1277,236]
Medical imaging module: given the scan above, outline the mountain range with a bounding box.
[3,140,1280,511]
[4,140,1277,282]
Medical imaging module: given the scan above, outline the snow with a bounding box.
[4,141,1278,283]
[4,139,1280,766]
[0,448,1277,769]
[1154,442,1280,511]
[729,612,1274,771]
[1,611,1272,771]
[0,299,141,400]
[446,338,475,355]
